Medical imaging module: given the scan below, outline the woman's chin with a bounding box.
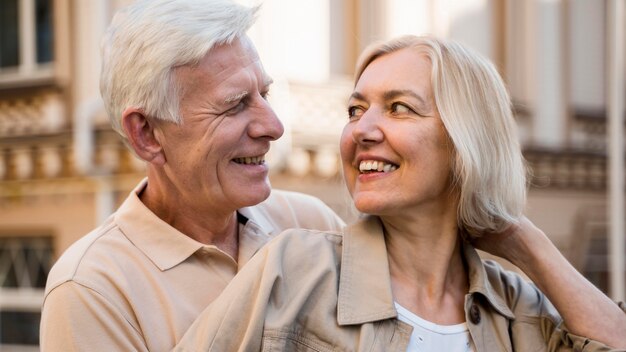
[354,199,388,216]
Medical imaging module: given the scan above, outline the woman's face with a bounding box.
[341,48,456,216]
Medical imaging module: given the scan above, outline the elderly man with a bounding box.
[39,0,344,350]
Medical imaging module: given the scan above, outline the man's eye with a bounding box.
[226,101,246,115]
[391,102,411,114]
[348,106,364,119]
[261,91,270,100]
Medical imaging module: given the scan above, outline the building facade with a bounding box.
[0,0,623,349]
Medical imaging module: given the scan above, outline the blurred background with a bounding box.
[0,0,624,350]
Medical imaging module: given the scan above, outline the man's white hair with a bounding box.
[100,0,258,140]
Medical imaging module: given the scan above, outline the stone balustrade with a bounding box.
[0,92,66,138]
[0,81,623,195]
[0,129,144,183]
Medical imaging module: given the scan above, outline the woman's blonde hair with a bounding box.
[355,35,527,236]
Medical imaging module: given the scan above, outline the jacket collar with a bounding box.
[337,215,514,325]
[463,242,515,319]
[337,216,397,325]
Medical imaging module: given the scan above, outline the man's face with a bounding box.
[153,36,284,215]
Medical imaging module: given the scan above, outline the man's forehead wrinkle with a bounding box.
[175,39,269,110]
[207,42,259,69]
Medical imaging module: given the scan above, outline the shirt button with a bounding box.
[469,304,481,324]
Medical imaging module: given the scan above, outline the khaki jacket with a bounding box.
[176,216,626,352]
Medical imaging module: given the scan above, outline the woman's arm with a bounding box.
[472,217,626,349]
[173,249,269,352]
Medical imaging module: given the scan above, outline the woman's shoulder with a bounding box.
[480,258,560,321]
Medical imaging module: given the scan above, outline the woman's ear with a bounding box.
[121,108,166,166]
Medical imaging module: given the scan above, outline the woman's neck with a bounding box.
[382,213,469,325]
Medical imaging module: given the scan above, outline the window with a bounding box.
[35,0,53,64]
[0,0,19,68]
[0,236,53,351]
[0,0,54,82]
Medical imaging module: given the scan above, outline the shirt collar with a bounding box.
[337,215,514,325]
[235,210,274,269]
[115,179,204,271]
[237,205,275,235]
[235,203,280,268]
[116,179,277,271]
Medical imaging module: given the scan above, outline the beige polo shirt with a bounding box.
[40,179,345,352]
[175,215,626,351]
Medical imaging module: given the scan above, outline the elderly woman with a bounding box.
[175,36,626,351]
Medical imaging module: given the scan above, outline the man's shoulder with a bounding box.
[44,213,131,296]
[252,189,345,231]
[266,228,344,264]
[277,227,344,246]
[231,228,343,297]
[264,189,329,209]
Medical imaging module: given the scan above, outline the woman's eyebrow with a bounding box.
[383,89,429,109]
[349,91,366,101]
[349,89,431,111]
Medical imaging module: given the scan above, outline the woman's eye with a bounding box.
[391,102,411,114]
[348,106,364,119]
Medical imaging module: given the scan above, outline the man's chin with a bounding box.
[236,183,272,207]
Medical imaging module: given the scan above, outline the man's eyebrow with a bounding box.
[224,91,249,105]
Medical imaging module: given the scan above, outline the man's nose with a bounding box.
[249,98,284,141]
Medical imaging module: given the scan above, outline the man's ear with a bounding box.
[121,108,166,166]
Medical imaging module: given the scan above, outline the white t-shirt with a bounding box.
[395,303,474,352]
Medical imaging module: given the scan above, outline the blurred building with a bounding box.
[0,0,623,349]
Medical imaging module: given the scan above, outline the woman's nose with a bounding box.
[352,110,384,145]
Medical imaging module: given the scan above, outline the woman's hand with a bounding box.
[470,216,544,266]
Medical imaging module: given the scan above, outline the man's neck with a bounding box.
[138,180,240,260]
